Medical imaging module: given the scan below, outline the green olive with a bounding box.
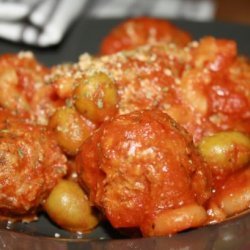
[198,131,250,175]
[49,107,90,155]
[44,180,99,232]
[73,72,118,124]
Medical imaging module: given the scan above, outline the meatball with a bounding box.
[0,110,67,220]
[77,110,211,236]
[50,35,250,143]
[0,52,61,125]
[100,16,192,55]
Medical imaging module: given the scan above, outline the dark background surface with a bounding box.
[0,17,249,66]
[0,18,249,249]
[0,212,250,250]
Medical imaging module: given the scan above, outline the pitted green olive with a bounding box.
[198,131,250,175]
[44,180,99,232]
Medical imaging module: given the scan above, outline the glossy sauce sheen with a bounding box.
[0,110,67,219]
[0,17,249,237]
[77,36,250,143]
[77,110,211,236]
[0,53,62,125]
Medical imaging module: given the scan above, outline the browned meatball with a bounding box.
[0,109,67,220]
[77,110,211,236]
[57,36,249,144]
[0,52,62,125]
[100,16,192,55]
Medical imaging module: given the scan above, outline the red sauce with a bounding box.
[77,110,211,235]
[100,17,192,55]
